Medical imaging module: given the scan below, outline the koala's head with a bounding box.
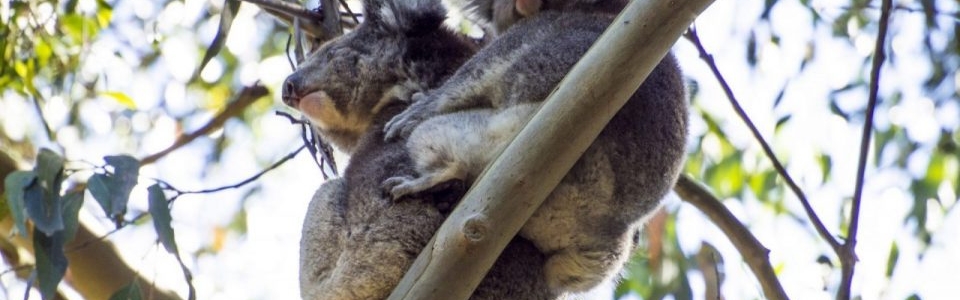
[282,0,476,153]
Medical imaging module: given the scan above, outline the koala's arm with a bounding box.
[384,13,600,139]
[382,48,519,139]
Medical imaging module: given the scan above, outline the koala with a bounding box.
[283,0,558,299]
[381,0,688,293]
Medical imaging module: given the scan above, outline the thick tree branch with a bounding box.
[140,84,268,165]
[387,0,714,298]
[839,0,893,298]
[675,175,788,300]
[684,28,842,253]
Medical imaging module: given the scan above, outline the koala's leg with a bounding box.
[520,148,637,292]
[542,233,634,292]
[383,162,467,201]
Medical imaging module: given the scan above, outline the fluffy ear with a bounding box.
[363,0,446,35]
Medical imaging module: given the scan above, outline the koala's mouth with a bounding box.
[296,91,331,122]
[282,88,314,109]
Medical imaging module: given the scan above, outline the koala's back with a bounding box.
[456,10,687,209]
[428,9,687,291]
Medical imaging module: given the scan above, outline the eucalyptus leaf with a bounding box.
[148,184,178,255]
[25,179,63,236]
[87,155,141,227]
[33,227,67,300]
[87,173,114,218]
[61,191,84,243]
[104,155,139,218]
[3,170,34,236]
[198,0,241,77]
[35,149,64,193]
[27,149,66,236]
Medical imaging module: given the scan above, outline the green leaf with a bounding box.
[775,115,792,131]
[87,155,140,227]
[87,174,114,219]
[148,184,177,255]
[33,227,68,300]
[885,242,899,277]
[61,15,92,43]
[95,0,113,27]
[197,0,241,77]
[4,170,35,236]
[100,91,137,110]
[817,154,832,183]
[704,155,744,197]
[28,149,65,236]
[109,281,143,300]
[36,149,64,192]
[35,39,53,64]
[61,191,84,243]
[147,184,195,300]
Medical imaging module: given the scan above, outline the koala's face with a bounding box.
[282,27,408,146]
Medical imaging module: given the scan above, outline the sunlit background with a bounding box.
[1,0,958,299]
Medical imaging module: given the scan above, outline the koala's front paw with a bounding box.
[382,176,415,201]
[384,99,433,141]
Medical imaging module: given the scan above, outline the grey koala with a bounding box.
[283,0,558,299]
[381,0,688,293]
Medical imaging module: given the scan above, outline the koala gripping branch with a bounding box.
[387,0,716,299]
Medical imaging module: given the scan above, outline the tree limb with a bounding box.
[386,0,714,298]
[839,0,893,298]
[674,175,788,300]
[140,84,268,166]
[683,28,842,254]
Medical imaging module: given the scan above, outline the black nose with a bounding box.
[282,73,303,108]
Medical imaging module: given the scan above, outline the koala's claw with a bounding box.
[384,112,423,141]
[382,176,413,201]
[384,97,434,141]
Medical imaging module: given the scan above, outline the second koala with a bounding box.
[383,0,688,293]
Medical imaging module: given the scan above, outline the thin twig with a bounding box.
[674,175,788,300]
[30,96,55,142]
[0,265,33,277]
[140,83,268,165]
[294,17,306,64]
[239,0,322,20]
[338,0,360,24]
[684,27,842,253]
[65,212,148,252]
[275,111,337,179]
[160,145,306,196]
[838,0,893,298]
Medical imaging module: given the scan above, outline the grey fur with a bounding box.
[444,0,627,34]
[382,2,688,293]
[285,0,558,299]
